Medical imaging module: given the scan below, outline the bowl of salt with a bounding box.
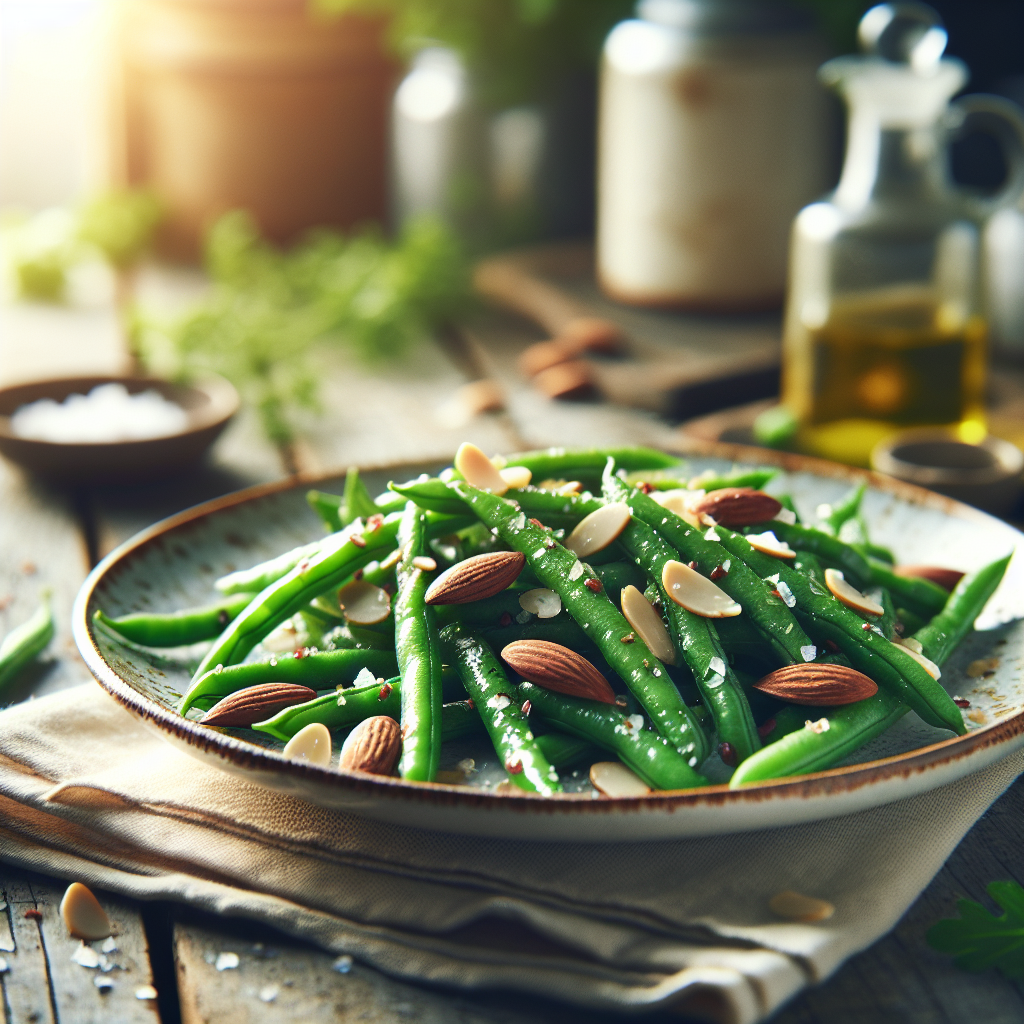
[0,374,239,483]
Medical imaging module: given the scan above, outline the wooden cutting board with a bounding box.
[474,241,782,420]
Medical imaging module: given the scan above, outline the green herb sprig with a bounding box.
[927,880,1024,979]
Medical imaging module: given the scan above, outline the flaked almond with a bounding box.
[894,565,965,592]
[201,683,317,727]
[454,441,508,494]
[769,890,835,923]
[425,550,526,605]
[653,488,703,528]
[746,530,796,559]
[500,465,532,489]
[692,488,782,527]
[283,722,332,767]
[620,585,676,665]
[60,883,112,941]
[564,502,631,557]
[501,640,616,704]
[824,568,883,616]
[894,641,942,680]
[519,588,562,618]
[752,664,877,706]
[589,761,650,797]
[537,478,582,495]
[338,579,392,624]
[662,560,742,618]
[411,555,437,572]
[338,716,401,775]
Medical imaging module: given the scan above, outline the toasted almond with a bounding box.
[518,338,575,377]
[620,585,676,665]
[500,465,532,489]
[653,488,704,528]
[894,565,965,592]
[519,588,562,618]
[338,715,401,775]
[60,883,112,941]
[895,643,942,680]
[564,502,631,557]
[662,559,742,618]
[533,360,598,401]
[283,722,332,767]
[454,442,508,494]
[338,579,392,624]
[769,890,835,923]
[752,664,877,706]
[501,640,616,704]
[424,550,526,605]
[589,761,651,797]
[201,683,317,727]
[411,555,437,572]
[558,316,628,355]
[824,568,884,616]
[692,488,782,527]
[746,530,797,559]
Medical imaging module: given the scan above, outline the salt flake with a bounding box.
[215,952,240,971]
[800,644,817,662]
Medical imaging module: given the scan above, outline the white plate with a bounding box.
[73,444,1024,841]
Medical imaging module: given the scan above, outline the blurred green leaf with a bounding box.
[77,189,164,270]
[927,881,1024,979]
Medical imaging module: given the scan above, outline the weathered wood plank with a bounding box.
[1,877,55,1024]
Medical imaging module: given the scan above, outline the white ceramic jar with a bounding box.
[597,0,830,310]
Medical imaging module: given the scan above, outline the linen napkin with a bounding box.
[1,685,1021,1024]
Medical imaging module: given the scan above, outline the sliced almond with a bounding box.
[454,442,508,494]
[692,488,782,527]
[894,642,942,680]
[653,489,703,528]
[519,338,575,377]
[338,579,392,625]
[519,588,562,619]
[201,683,317,727]
[620,585,676,665]
[824,568,883,616]
[411,555,437,572]
[564,502,631,557]
[501,640,616,704]
[60,883,112,940]
[745,530,797,559]
[338,716,401,775]
[769,890,834,923]
[589,761,651,797]
[752,664,877,705]
[425,550,526,605]
[283,722,332,767]
[894,565,965,592]
[500,465,532,489]
[662,560,742,618]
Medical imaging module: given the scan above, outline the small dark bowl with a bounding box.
[0,374,239,484]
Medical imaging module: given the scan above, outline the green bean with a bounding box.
[189,514,399,699]
[730,553,1010,785]
[308,484,407,533]
[496,446,681,484]
[819,483,865,536]
[535,731,603,770]
[96,593,255,647]
[617,477,818,666]
[441,624,560,794]
[603,471,760,763]
[516,682,708,789]
[181,647,399,714]
[216,540,322,595]
[452,480,708,765]
[394,502,443,781]
[681,468,781,493]
[0,596,54,689]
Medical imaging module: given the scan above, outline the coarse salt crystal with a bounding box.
[333,955,353,974]
[805,717,830,734]
[709,656,726,677]
[800,644,817,662]
[72,944,101,969]
[774,508,797,525]
[704,527,720,542]
[215,952,240,971]
[776,581,796,607]
[568,560,584,581]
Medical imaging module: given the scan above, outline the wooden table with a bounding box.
[1,282,1022,1024]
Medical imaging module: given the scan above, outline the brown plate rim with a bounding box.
[71,437,1024,815]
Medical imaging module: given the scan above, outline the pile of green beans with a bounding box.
[0,594,54,690]
[95,446,1012,796]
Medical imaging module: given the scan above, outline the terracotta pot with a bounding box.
[108,0,396,259]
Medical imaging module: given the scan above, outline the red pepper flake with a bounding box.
[584,578,603,592]
[614,695,628,708]
[688,561,699,572]
[366,514,384,531]
[639,482,654,494]
[544,538,555,549]
[499,611,513,627]
[353,568,364,581]
[521,700,532,715]
[643,659,650,669]
[378,682,393,701]
[383,582,396,595]
[297,559,310,572]
[466,697,475,710]
[295,646,311,659]
[24,909,42,921]
[710,565,728,580]
[505,759,524,775]
[351,534,367,549]
[954,697,971,708]
[861,622,873,631]
[621,632,635,643]
[770,589,782,600]
[824,640,841,653]
[757,718,777,739]
[528,518,545,529]
[218,610,230,626]
[718,742,737,767]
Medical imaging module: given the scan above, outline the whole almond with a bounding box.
[692,488,782,527]
[752,664,877,706]
[338,715,401,775]
[201,683,316,727]
[895,565,965,592]
[533,360,598,401]
[501,640,616,704]
[519,339,575,377]
[425,551,526,605]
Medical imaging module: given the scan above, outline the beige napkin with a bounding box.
[1,685,1021,1024]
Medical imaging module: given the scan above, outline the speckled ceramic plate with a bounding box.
[72,443,1024,841]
